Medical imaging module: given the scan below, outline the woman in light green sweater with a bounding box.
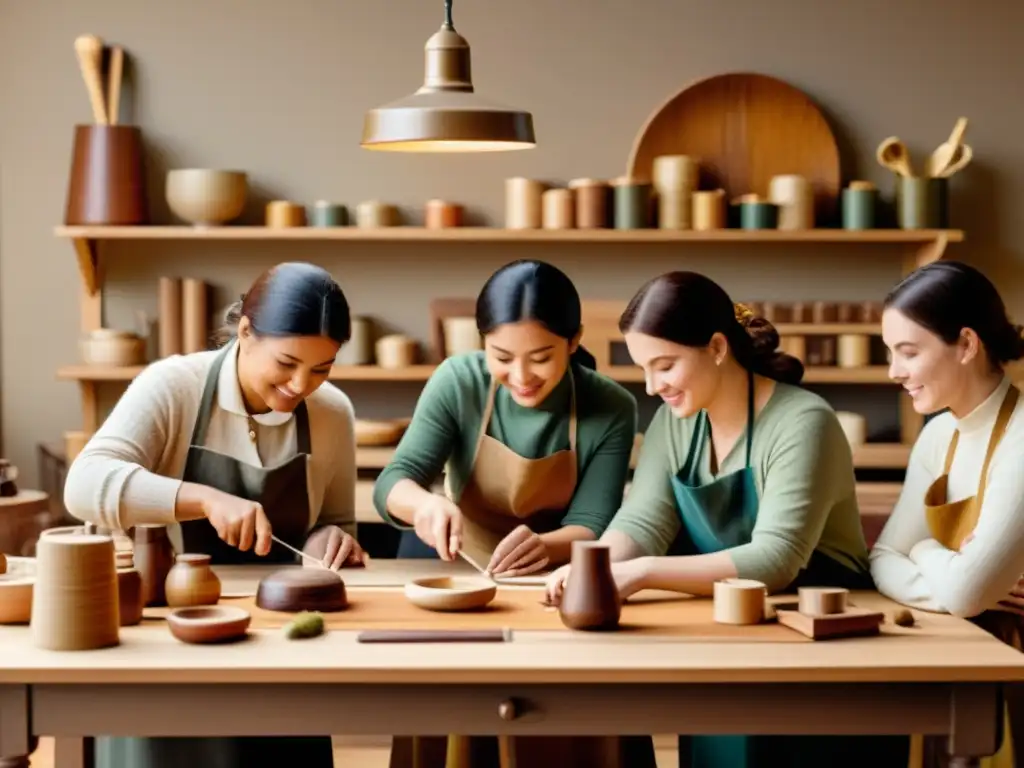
[375,259,638,576]
[545,271,907,768]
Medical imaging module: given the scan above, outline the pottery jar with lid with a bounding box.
[115,550,144,626]
[165,553,222,608]
[558,541,622,631]
[133,525,175,607]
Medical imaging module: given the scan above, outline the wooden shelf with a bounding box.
[57,362,896,386]
[775,323,881,336]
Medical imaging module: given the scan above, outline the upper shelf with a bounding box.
[55,225,963,296]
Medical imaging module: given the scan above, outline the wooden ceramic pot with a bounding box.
[558,541,621,631]
[115,550,144,626]
[133,525,175,607]
[165,553,222,608]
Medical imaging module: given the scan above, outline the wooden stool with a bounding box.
[0,490,50,557]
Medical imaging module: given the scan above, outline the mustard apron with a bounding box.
[670,372,906,768]
[915,385,1022,768]
[395,373,657,768]
[95,342,333,768]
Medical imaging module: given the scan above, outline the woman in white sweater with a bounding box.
[64,261,365,768]
[870,261,1024,766]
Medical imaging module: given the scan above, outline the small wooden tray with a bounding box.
[774,601,883,640]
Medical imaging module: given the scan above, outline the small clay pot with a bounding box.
[115,551,144,626]
[165,553,222,608]
[133,525,175,607]
[558,541,622,631]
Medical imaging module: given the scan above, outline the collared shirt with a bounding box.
[63,343,356,550]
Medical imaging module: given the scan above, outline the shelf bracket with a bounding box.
[72,237,99,296]
[912,233,950,269]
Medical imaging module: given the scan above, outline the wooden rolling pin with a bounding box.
[74,34,108,124]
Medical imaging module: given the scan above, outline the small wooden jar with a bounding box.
[165,553,222,608]
[376,334,417,368]
[505,177,545,229]
[80,329,146,366]
[115,551,144,626]
[443,317,482,356]
[266,200,307,228]
[568,178,610,229]
[691,190,726,230]
[542,189,575,229]
[356,200,399,228]
[425,199,464,229]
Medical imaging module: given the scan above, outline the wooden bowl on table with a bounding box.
[405,576,497,612]
[255,568,348,613]
[167,605,251,644]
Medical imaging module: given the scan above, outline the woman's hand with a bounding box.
[544,557,651,606]
[412,494,464,560]
[200,488,273,555]
[304,526,368,570]
[487,525,548,577]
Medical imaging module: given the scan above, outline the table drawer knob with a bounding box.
[498,699,518,721]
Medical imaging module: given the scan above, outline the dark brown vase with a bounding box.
[115,551,144,626]
[133,525,175,607]
[558,541,621,631]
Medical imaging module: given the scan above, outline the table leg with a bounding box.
[947,683,1003,763]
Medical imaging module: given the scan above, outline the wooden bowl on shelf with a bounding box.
[405,576,496,612]
[166,169,248,228]
[167,605,251,644]
[79,329,146,366]
[354,418,411,447]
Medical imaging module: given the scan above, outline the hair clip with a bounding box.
[733,302,755,323]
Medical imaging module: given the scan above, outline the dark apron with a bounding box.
[96,343,334,768]
[670,373,907,768]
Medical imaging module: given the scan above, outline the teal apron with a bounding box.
[95,343,335,768]
[669,373,908,768]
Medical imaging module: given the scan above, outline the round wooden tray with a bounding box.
[626,72,841,225]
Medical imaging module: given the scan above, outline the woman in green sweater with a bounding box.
[545,271,908,768]
[374,258,638,576]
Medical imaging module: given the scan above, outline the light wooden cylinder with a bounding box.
[64,430,93,464]
[31,533,120,650]
[569,178,610,228]
[691,190,726,230]
[836,411,867,447]
[336,316,373,365]
[779,335,806,363]
[504,177,544,229]
[356,201,399,228]
[265,200,306,228]
[375,334,416,368]
[181,278,207,353]
[157,277,183,357]
[443,317,482,356]
[657,189,692,230]
[652,155,698,193]
[425,199,463,229]
[798,587,848,617]
[713,578,766,625]
[542,188,574,229]
[768,174,814,230]
[837,334,871,368]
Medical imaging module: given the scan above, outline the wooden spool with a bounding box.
[713,578,766,625]
[797,587,849,617]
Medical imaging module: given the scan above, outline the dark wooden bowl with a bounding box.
[255,568,348,613]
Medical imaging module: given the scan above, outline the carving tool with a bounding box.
[271,535,327,569]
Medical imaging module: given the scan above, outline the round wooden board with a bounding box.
[627,72,841,225]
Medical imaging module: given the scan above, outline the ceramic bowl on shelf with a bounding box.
[166,605,251,644]
[166,169,248,227]
[404,576,496,612]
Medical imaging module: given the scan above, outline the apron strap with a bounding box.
[976,385,1019,510]
[189,341,313,456]
[567,369,578,452]
[744,370,755,466]
[942,431,960,475]
[682,410,708,477]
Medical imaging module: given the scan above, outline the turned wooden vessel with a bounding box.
[115,550,144,626]
[133,525,175,606]
[167,605,251,644]
[558,541,621,631]
[256,568,347,613]
[165,553,222,608]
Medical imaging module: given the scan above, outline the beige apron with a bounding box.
[913,385,1022,768]
[396,373,656,768]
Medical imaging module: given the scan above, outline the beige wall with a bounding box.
[1,0,1022,486]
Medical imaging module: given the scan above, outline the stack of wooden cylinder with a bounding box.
[158,277,209,356]
[652,155,698,229]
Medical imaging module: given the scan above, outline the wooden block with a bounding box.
[774,601,883,640]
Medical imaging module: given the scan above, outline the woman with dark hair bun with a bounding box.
[65,262,364,768]
[374,259,637,577]
[870,261,1024,766]
[545,270,904,768]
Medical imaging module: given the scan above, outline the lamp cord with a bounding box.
[443,0,454,29]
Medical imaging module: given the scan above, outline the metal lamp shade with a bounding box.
[361,20,536,152]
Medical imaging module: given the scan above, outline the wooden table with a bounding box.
[1,559,1022,767]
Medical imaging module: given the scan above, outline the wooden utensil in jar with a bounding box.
[926,117,968,178]
[106,45,124,125]
[875,136,913,177]
[74,34,108,124]
[933,143,973,178]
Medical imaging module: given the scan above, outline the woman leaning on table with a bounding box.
[869,261,1024,768]
[545,270,910,768]
[64,261,366,768]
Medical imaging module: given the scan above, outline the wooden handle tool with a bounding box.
[106,45,124,125]
[926,117,970,177]
[357,629,513,643]
[936,143,973,178]
[74,34,108,124]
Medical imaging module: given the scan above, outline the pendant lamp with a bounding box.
[361,0,536,152]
